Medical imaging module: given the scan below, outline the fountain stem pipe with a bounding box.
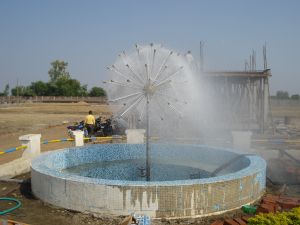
[146,85,151,181]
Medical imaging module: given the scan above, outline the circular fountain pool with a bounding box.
[31,144,266,218]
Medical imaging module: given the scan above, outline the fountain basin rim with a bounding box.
[31,143,266,186]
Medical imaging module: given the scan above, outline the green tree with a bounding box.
[44,82,56,96]
[29,81,49,96]
[79,84,88,97]
[276,90,289,99]
[11,86,34,96]
[46,60,88,96]
[48,60,70,82]
[54,78,88,96]
[11,86,23,96]
[0,84,9,96]
[89,86,106,97]
[291,94,300,100]
[22,87,35,97]
[9,60,92,97]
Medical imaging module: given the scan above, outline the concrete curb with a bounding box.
[0,157,31,178]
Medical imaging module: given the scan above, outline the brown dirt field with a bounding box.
[0,103,113,165]
[270,105,300,118]
[270,104,300,129]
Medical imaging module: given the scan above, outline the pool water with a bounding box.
[62,159,211,181]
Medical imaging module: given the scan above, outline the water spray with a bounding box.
[105,43,187,181]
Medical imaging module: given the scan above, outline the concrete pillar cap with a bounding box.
[125,129,146,134]
[72,130,84,134]
[19,134,41,141]
[71,130,84,147]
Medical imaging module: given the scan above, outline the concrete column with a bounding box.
[19,134,41,159]
[263,77,269,127]
[125,129,145,144]
[72,130,84,146]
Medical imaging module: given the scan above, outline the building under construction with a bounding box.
[199,43,271,133]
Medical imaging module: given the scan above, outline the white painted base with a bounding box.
[125,129,145,144]
[71,130,84,146]
[19,134,41,159]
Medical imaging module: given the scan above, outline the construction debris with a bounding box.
[210,194,300,225]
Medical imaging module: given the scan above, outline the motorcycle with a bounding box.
[94,117,113,136]
[67,121,88,137]
[67,117,126,137]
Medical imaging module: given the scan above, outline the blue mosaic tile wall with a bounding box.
[31,144,266,218]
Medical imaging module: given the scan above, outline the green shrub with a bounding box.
[248,207,300,225]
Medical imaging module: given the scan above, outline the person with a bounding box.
[85,110,95,136]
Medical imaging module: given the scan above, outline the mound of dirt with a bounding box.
[76,101,89,105]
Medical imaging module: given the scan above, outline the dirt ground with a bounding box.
[1,103,300,225]
[0,103,112,165]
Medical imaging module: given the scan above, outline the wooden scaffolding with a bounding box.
[202,70,271,132]
[199,43,271,132]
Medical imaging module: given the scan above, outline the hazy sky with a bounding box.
[0,0,299,95]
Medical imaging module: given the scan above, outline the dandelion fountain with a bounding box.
[31,44,266,218]
[105,43,188,181]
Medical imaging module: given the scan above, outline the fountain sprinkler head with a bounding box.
[143,83,156,96]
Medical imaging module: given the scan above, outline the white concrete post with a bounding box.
[125,129,145,144]
[72,130,84,146]
[19,134,41,159]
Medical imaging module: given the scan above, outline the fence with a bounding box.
[2,96,299,106]
[0,96,107,104]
